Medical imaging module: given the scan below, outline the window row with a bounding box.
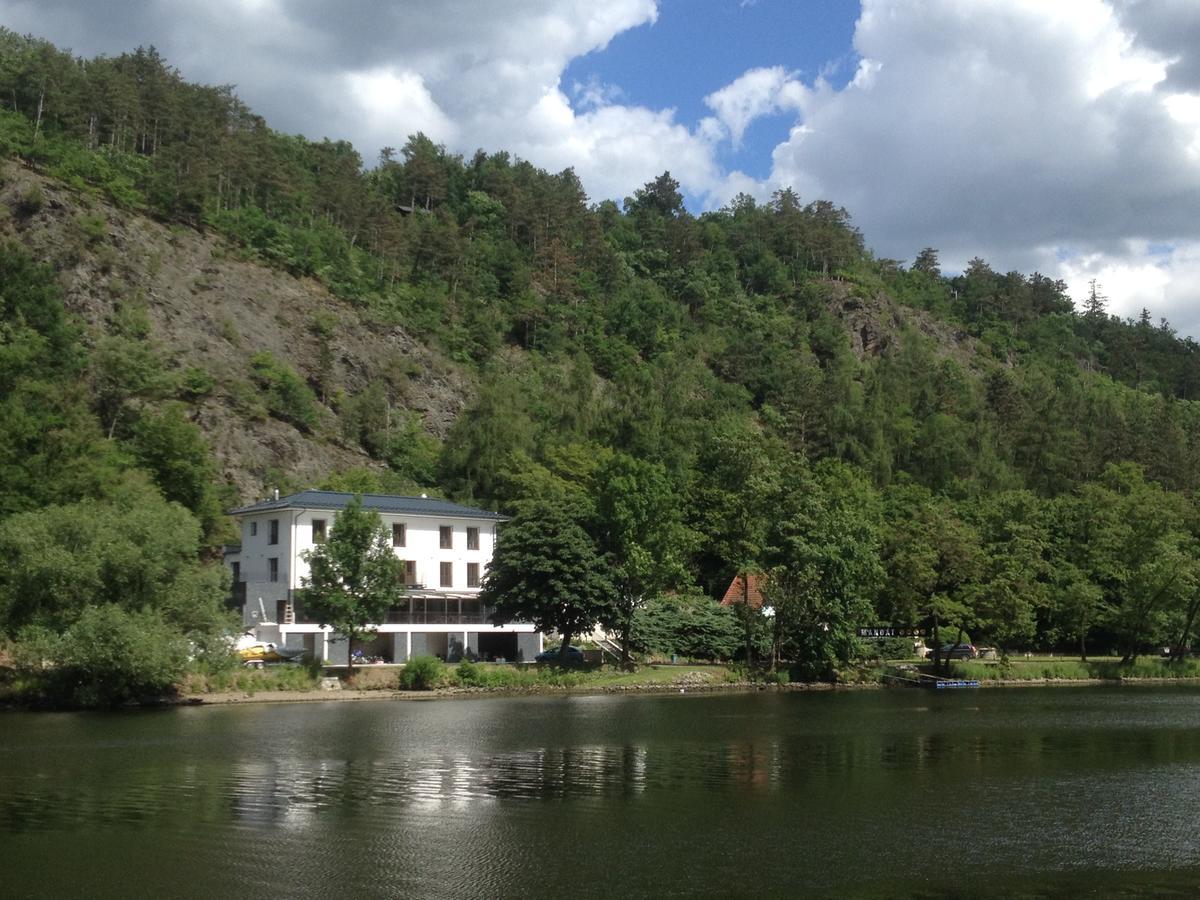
[394,524,481,550]
[253,558,479,588]
[248,519,281,544]
[250,520,483,551]
[401,561,481,589]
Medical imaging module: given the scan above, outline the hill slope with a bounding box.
[1,159,469,499]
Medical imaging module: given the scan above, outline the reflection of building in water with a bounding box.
[727,742,778,791]
[224,491,543,664]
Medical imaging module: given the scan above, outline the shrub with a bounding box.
[15,183,44,217]
[76,212,107,246]
[455,658,485,687]
[399,655,444,690]
[179,366,216,399]
[22,605,190,707]
[249,351,319,431]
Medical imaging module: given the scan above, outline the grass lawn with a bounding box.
[949,655,1200,681]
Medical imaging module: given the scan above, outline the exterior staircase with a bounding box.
[596,636,622,663]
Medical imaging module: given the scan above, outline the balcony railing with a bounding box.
[384,610,496,625]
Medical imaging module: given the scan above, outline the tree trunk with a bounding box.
[1122,572,1180,664]
[619,613,632,669]
[558,629,573,662]
[742,575,754,668]
[32,85,45,143]
[1172,596,1200,663]
[948,626,965,675]
[930,612,941,674]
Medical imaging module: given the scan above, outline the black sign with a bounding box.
[857,626,928,639]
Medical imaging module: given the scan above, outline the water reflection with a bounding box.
[5,689,1200,898]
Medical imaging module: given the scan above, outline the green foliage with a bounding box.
[179,367,215,399]
[128,404,224,537]
[299,496,405,661]
[399,654,445,690]
[453,658,486,687]
[249,350,319,431]
[16,605,189,707]
[631,592,745,661]
[0,486,230,638]
[5,32,1200,687]
[15,182,43,216]
[764,459,885,678]
[481,497,616,652]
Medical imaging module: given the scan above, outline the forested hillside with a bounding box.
[2,30,1199,684]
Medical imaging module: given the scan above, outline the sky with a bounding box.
[4,0,1200,334]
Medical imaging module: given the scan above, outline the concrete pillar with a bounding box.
[466,631,479,660]
[411,632,429,658]
[517,632,541,663]
[325,632,349,666]
[392,633,409,664]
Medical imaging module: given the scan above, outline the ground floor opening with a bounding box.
[477,632,519,662]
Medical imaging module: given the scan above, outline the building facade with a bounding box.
[224,490,541,664]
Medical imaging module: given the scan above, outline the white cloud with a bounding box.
[704,66,807,146]
[766,0,1200,331]
[6,0,1200,332]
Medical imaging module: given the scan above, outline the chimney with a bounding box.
[273,488,280,501]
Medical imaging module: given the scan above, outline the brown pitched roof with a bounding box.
[720,573,767,608]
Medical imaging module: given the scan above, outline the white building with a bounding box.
[224,490,541,664]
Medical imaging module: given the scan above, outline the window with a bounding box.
[467,563,480,588]
[312,519,326,543]
[392,523,406,548]
[440,561,453,587]
[439,526,453,549]
[404,560,417,586]
[268,519,279,545]
[268,558,279,583]
[249,521,258,537]
[467,527,479,550]
[231,562,241,583]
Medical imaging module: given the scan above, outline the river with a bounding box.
[3,686,1200,898]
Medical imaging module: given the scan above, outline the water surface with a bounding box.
[4,686,1200,897]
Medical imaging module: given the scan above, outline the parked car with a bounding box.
[925,643,978,660]
[535,645,585,663]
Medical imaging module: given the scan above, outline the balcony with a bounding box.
[385,597,496,625]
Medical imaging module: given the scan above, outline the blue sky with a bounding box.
[562,0,861,179]
[4,0,1200,334]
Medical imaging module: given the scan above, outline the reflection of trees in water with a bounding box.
[10,706,1200,835]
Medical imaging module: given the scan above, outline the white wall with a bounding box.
[237,511,294,607]
[289,510,496,591]
[231,509,497,593]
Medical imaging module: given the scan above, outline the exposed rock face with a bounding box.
[823,280,982,367]
[0,161,471,501]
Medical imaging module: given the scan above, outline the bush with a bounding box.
[630,592,747,661]
[15,183,44,217]
[17,605,190,707]
[249,351,319,431]
[455,658,485,687]
[399,655,444,690]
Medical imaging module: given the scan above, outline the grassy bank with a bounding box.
[12,655,1200,709]
[947,656,1200,682]
[178,660,743,698]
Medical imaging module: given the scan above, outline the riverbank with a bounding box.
[180,668,1200,707]
[10,657,1200,710]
